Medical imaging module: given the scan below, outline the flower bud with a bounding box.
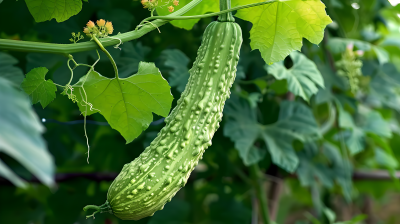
[168,5,174,12]
[105,21,114,34]
[173,0,179,6]
[86,20,95,28]
[97,19,106,27]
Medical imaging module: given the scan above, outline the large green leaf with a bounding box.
[156,0,219,30]
[73,62,173,143]
[161,49,190,92]
[234,0,332,64]
[21,67,57,109]
[224,94,320,171]
[25,0,83,22]
[223,94,265,166]
[261,101,321,172]
[0,77,55,188]
[266,51,324,102]
[0,52,24,86]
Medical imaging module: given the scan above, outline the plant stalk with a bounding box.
[249,164,271,224]
[92,36,118,78]
[218,0,235,22]
[0,0,203,55]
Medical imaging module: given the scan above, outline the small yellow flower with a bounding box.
[83,27,90,34]
[173,0,179,6]
[168,5,174,12]
[105,21,114,34]
[86,20,95,28]
[97,19,105,27]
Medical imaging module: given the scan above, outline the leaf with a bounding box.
[97,8,135,33]
[362,111,392,138]
[266,51,324,102]
[25,0,83,22]
[0,52,24,86]
[73,62,173,143]
[223,94,264,166]
[161,49,190,92]
[327,38,371,54]
[373,46,389,65]
[21,67,57,109]
[0,77,55,188]
[224,94,320,171]
[262,101,321,172]
[375,148,398,169]
[156,0,219,30]
[117,42,151,78]
[234,0,332,63]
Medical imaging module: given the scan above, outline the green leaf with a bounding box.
[362,111,392,138]
[156,0,219,30]
[161,49,190,92]
[73,62,173,144]
[266,51,324,102]
[234,0,332,63]
[224,94,320,171]
[372,46,389,65]
[327,38,371,54]
[0,77,55,188]
[21,67,57,109]
[117,42,151,78]
[375,148,399,169]
[262,101,320,172]
[25,0,83,22]
[223,94,265,166]
[0,52,24,86]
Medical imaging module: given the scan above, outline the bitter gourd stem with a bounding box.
[92,36,119,78]
[0,0,203,55]
[249,164,271,224]
[218,0,234,22]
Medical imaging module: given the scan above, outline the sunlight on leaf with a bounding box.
[234,0,332,64]
[25,0,83,22]
[156,0,219,30]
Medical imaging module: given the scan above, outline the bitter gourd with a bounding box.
[84,11,242,221]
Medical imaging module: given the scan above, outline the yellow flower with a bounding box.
[105,21,114,34]
[173,0,179,6]
[97,19,105,27]
[86,20,95,28]
[168,5,174,12]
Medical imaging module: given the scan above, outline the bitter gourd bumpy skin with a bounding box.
[84,13,242,220]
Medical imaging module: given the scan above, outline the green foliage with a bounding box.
[21,67,57,108]
[0,52,24,86]
[25,0,84,22]
[234,0,332,63]
[0,77,54,188]
[73,62,173,143]
[266,51,325,102]
[156,0,219,30]
[161,49,190,92]
[224,94,320,172]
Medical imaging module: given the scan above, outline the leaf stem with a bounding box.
[92,36,119,79]
[249,163,271,224]
[0,0,203,54]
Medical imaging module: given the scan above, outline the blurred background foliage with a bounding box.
[1,0,400,223]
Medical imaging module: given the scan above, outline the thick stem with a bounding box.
[92,36,118,78]
[249,164,271,224]
[218,0,235,22]
[0,0,203,54]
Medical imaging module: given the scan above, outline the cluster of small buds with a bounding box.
[69,32,84,43]
[83,19,114,38]
[141,0,158,9]
[140,0,178,12]
[336,43,364,93]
